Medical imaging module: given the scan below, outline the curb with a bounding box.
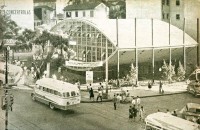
[80,91,187,103]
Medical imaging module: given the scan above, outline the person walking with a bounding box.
[139,106,145,122]
[113,94,117,110]
[132,105,138,121]
[116,94,121,106]
[129,106,133,121]
[172,110,177,116]
[89,88,94,101]
[131,96,136,107]
[96,88,102,102]
[159,81,162,94]
[136,96,141,109]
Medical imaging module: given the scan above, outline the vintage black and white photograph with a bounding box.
[0,0,200,130]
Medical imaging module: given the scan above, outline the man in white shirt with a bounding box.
[136,96,141,108]
[131,96,136,106]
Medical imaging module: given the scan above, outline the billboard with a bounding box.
[0,0,34,30]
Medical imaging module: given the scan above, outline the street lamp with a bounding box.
[159,68,162,94]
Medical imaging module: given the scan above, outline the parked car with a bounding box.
[179,103,200,123]
[187,69,200,97]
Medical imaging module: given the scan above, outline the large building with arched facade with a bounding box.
[50,18,198,81]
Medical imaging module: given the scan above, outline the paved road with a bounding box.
[0,89,199,130]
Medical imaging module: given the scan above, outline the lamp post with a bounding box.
[5,46,10,130]
[159,68,162,94]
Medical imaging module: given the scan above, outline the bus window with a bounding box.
[58,92,62,97]
[39,86,42,90]
[77,92,79,96]
[66,92,70,97]
[43,87,47,91]
[54,91,58,95]
[49,89,52,93]
[189,74,196,80]
[71,91,76,97]
[197,73,200,81]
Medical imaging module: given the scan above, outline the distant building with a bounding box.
[50,18,198,79]
[34,5,55,27]
[0,0,34,30]
[126,0,200,41]
[63,1,109,19]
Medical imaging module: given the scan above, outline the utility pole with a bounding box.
[5,46,10,130]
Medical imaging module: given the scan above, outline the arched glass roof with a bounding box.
[80,18,198,49]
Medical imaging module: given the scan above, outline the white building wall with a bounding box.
[126,0,162,19]
[94,3,109,19]
[1,0,34,30]
[56,0,68,15]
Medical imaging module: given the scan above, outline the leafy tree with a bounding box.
[161,60,176,83]
[176,61,185,81]
[0,13,20,51]
[128,63,137,84]
[108,1,126,19]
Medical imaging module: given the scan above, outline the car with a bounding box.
[187,69,200,97]
[179,103,200,123]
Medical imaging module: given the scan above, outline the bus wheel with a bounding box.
[49,103,55,110]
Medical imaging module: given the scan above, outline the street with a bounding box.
[0,88,200,130]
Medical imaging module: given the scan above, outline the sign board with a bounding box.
[86,71,93,84]
[65,60,103,68]
[69,41,77,45]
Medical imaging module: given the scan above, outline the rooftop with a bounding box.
[63,1,102,11]
[34,5,54,11]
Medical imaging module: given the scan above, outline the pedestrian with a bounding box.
[136,96,141,109]
[116,94,121,106]
[77,80,80,90]
[172,110,177,116]
[132,105,138,121]
[96,89,102,102]
[159,81,162,94]
[113,94,117,110]
[129,106,133,121]
[125,90,130,97]
[131,96,136,107]
[139,106,145,122]
[89,88,94,101]
[88,83,92,97]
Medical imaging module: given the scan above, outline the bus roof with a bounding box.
[187,103,200,110]
[36,78,79,92]
[145,112,199,130]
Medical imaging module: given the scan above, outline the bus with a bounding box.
[31,78,81,110]
[144,112,200,130]
[187,69,200,97]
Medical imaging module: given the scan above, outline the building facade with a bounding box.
[0,0,34,30]
[50,18,198,80]
[63,1,109,19]
[126,0,200,40]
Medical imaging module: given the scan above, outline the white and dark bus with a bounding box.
[145,112,200,130]
[31,78,81,110]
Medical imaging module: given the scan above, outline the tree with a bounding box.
[161,60,176,83]
[0,13,20,51]
[128,63,137,85]
[176,61,185,81]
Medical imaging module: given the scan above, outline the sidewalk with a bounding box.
[11,77,188,103]
[80,82,188,103]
